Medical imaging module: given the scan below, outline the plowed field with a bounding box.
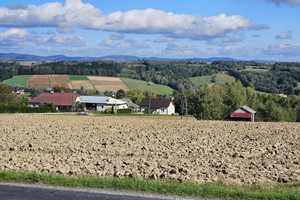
[0,114,299,184]
[28,75,72,89]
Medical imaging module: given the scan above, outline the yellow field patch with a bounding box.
[71,80,95,90]
[88,76,128,92]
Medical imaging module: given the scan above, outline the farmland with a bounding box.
[0,114,299,185]
[121,78,174,96]
[2,75,32,88]
[3,75,174,95]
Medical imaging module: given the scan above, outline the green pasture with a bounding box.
[121,78,174,97]
[3,75,32,88]
[68,75,89,81]
[189,73,236,86]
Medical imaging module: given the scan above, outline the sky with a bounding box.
[0,0,300,61]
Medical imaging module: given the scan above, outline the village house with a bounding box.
[140,98,175,115]
[80,96,128,112]
[13,89,24,95]
[28,92,80,111]
[230,105,256,122]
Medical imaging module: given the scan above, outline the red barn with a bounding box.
[230,105,256,122]
[28,93,80,111]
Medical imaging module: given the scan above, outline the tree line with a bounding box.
[173,81,300,122]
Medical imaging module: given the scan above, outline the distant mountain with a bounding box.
[0,53,274,63]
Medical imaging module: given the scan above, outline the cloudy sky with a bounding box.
[0,0,299,61]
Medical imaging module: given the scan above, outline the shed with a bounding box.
[80,96,128,112]
[230,105,256,122]
[28,92,80,111]
[140,98,175,115]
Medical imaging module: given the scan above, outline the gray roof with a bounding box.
[241,105,256,114]
[80,96,110,104]
[120,98,139,108]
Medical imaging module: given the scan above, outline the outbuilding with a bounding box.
[28,92,80,111]
[80,96,128,112]
[230,105,256,122]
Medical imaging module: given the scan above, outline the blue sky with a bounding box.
[0,0,299,61]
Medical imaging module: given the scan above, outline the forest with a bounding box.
[1,60,300,95]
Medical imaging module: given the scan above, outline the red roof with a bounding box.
[28,93,78,106]
[230,113,252,118]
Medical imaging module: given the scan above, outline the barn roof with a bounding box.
[80,96,110,104]
[140,98,173,108]
[80,96,127,105]
[28,93,79,106]
[241,105,256,114]
[230,113,252,118]
[120,98,139,108]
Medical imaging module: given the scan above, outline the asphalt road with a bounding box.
[0,182,207,200]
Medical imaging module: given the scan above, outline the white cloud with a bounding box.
[57,27,75,34]
[164,41,199,57]
[265,0,300,5]
[154,36,174,43]
[0,29,28,48]
[276,30,292,39]
[0,0,261,40]
[109,32,125,40]
[219,43,300,61]
[47,35,85,47]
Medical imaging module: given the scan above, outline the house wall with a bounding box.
[140,103,175,115]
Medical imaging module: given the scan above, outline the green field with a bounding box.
[189,73,236,86]
[121,78,174,96]
[3,75,32,88]
[68,75,89,81]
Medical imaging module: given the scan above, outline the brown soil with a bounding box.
[0,114,299,184]
[88,76,128,92]
[28,75,50,89]
[28,75,72,89]
[71,80,95,90]
[50,75,71,89]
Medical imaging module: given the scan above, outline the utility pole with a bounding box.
[181,92,188,120]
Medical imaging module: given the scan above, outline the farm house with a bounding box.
[230,105,256,122]
[80,96,128,112]
[140,98,175,115]
[28,93,80,111]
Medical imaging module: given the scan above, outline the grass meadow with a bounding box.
[121,78,174,96]
[3,75,32,88]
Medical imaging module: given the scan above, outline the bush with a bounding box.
[117,109,132,114]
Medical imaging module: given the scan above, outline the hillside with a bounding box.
[3,75,174,96]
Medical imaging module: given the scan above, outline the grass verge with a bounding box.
[0,171,298,200]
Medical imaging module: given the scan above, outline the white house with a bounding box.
[139,98,175,115]
[80,96,128,112]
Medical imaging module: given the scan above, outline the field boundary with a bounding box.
[0,171,298,200]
